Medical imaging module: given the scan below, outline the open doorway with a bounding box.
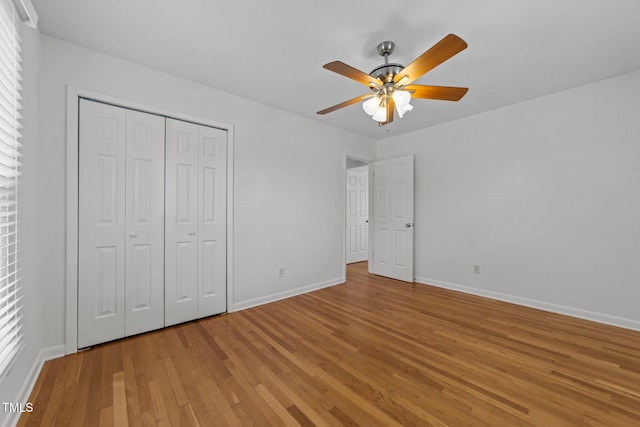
[344,154,415,283]
[345,157,369,269]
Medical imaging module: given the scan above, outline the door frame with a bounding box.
[342,154,375,279]
[65,86,235,354]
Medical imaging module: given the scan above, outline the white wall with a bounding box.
[37,34,374,348]
[377,69,640,329]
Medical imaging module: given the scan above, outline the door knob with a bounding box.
[405,223,412,228]
[189,231,196,236]
[129,232,137,238]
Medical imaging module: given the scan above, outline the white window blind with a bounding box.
[0,0,23,380]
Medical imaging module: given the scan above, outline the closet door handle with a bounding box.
[189,231,196,236]
[129,232,138,238]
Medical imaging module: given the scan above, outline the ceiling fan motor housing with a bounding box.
[369,63,404,83]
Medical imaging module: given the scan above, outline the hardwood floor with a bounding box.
[19,262,640,426]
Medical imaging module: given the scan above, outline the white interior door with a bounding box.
[197,125,227,317]
[165,118,227,325]
[346,165,368,264]
[79,100,166,348]
[165,119,199,326]
[76,97,229,348]
[79,99,126,348]
[124,109,165,336]
[372,155,414,282]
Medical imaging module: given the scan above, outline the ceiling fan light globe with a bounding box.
[362,97,379,116]
[396,103,413,118]
[372,106,387,122]
[392,90,411,108]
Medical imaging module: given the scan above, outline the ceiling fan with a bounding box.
[317,34,469,126]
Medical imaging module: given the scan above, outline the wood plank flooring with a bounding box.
[19,262,640,426]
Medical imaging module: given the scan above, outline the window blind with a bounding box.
[0,0,23,380]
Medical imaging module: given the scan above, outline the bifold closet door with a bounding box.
[165,118,227,326]
[124,109,166,336]
[78,99,165,348]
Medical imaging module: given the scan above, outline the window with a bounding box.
[0,0,23,379]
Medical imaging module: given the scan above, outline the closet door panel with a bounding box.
[125,110,165,336]
[165,118,199,326]
[198,126,227,317]
[78,100,126,348]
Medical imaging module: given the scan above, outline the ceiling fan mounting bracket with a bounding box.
[376,41,395,58]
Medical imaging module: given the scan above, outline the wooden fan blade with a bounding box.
[394,34,468,85]
[323,61,383,87]
[379,98,395,125]
[405,85,468,101]
[317,94,372,115]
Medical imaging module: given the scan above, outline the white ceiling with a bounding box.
[32,0,640,140]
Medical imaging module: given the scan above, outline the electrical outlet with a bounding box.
[473,265,480,274]
[278,267,285,278]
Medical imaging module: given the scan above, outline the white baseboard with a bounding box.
[232,277,344,312]
[415,276,640,332]
[3,345,65,427]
